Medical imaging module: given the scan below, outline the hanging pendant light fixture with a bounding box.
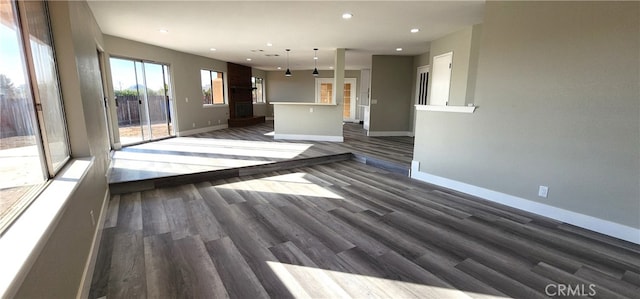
[312,48,319,76]
[285,49,292,77]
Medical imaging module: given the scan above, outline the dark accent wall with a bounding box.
[227,62,253,119]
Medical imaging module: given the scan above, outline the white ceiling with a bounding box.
[87,1,484,71]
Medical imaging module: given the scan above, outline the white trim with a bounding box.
[367,131,413,137]
[0,158,94,298]
[410,161,640,244]
[113,142,122,150]
[416,105,476,113]
[77,190,110,299]
[177,124,228,136]
[274,134,343,142]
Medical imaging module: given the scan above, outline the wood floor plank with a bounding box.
[172,235,229,298]
[205,236,270,298]
[186,198,226,242]
[197,185,295,298]
[278,204,355,253]
[163,197,197,240]
[116,192,142,232]
[103,195,120,229]
[532,262,622,299]
[89,227,116,299]
[140,189,170,236]
[456,258,547,299]
[108,230,146,299]
[575,266,640,298]
[143,233,187,298]
[269,241,351,298]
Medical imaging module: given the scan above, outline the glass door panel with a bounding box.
[110,57,173,145]
[143,62,171,139]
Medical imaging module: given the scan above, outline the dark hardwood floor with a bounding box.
[91,159,640,298]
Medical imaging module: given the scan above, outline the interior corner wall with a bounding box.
[14,1,110,297]
[413,1,640,229]
[426,26,475,106]
[104,35,231,135]
[369,55,414,132]
[410,52,430,133]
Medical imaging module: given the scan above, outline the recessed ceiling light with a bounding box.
[209,48,217,51]
[266,42,273,47]
[342,13,353,19]
[159,29,169,33]
[396,48,403,51]
[277,67,282,70]
[410,28,420,33]
[246,58,252,61]
[329,66,334,69]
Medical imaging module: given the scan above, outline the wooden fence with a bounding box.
[116,95,169,127]
[0,97,35,138]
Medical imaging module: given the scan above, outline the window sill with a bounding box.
[0,158,94,297]
[253,102,267,105]
[203,104,229,109]
[415,105,477,113]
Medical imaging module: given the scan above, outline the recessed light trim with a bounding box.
[342,13,353,19]
[159,29,169,33]
[266,42,273,47]
[246,58,252,61]
[396,48,403,52]
[209,48,217,51]
[410,28,420,33]
[277,67,282,70]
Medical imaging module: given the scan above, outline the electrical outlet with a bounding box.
[192,122,196,128]
[208,120,211,125]
[90,210,96,226]
[310,108,314,113]
[538,186,549,198]
[185,97,189,103]
[218,119,221,124]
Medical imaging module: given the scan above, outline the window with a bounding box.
[251,76,264,103]
[201,69,225,105]
[0,0,70,232]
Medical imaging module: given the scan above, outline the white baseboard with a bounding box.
[77,190,110,299]
[274,134,343,142]
[410,161,640,244]
[367,131,413,137]
[177,124,228,136]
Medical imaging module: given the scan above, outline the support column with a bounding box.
[332,48,345,106]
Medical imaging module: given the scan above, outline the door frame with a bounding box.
[314,78,358,121]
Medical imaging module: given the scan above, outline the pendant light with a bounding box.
[285,49,292,77]
[312,48,319,76]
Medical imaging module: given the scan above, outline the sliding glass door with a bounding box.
[110,57,172,145]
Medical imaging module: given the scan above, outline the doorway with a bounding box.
[315,78,357,122]
[109,57,173,145]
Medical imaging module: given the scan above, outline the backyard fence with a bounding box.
[116,95,169,126]
[0,97,35,139]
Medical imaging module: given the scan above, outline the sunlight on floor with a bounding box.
[216,172,343,199]
[132,137,313,159]
[267,261,508,298]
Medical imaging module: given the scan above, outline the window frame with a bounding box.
[0,0,71,233]
[201,69,226,106]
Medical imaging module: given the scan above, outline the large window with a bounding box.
[252,76,264,103]
[201,69,225,105]
[0,0,70,232]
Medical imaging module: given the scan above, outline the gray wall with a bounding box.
[414,1,640,228]
[15,1,110,297]
[427,25,482,107]
[104,35,232,136]
[369,55,414,132]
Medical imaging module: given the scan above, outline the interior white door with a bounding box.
[431,52,452,106]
